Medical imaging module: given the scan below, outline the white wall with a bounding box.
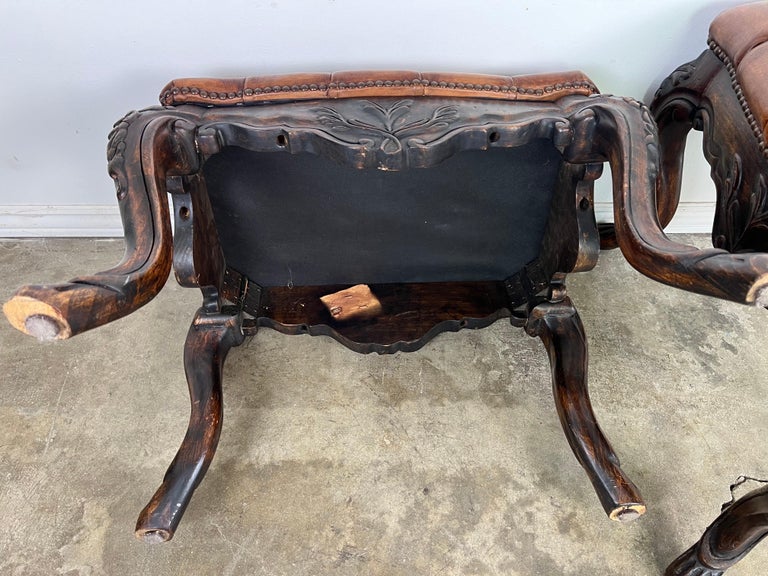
[0,0,744,236]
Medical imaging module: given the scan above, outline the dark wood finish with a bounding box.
[564,96,768,305]
[652,2,768,257]
[665,482,768,575]
[651,4,768,571]
[170,172,226,292]
[2,72,661,540]
[14,55,768,543]
[2,111,198,339]
[135,293,244,543]
[250,280,518,354]
[148,90,654,533]
[653,49,768,255]
[5,3,768,556]
[525,296,645,521]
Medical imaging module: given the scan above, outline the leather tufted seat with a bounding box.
[709,2,768,154]
[159,70,598,106]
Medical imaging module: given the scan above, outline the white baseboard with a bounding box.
[0,202,715,238]
[594,201,714,234]
[0,205,124,237]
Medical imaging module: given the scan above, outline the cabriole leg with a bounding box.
[135,302,244,543]
[666,482,768,575]
[526,296,645,521]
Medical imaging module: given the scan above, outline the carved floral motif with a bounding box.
[107,110,140,201]
[711,153,768,252]
[653,61,697,103]
[315,100,459,153]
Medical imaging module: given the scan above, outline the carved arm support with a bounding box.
[3,111,199,340]
[652,3,768,254]
[650,50,722,230]
[566,96,768,306]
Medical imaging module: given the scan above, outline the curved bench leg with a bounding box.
[526,297,645,521]
[3,111,199,340]
[135,303,244,543]
[666,482,768,575]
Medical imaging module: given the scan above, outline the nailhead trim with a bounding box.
[160,76,598,106]
[709,38,768,159]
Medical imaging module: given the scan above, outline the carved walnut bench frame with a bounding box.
[4,65,768,548]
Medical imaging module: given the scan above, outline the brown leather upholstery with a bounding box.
[709,2,768,149]
[159,70,598,107]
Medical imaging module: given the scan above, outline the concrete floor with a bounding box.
[0,236,767,575]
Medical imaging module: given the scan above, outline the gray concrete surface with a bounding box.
[0,236,766,575]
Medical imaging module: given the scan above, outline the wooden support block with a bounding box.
[320,284,382,322]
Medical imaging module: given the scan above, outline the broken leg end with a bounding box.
[609,503,646,523]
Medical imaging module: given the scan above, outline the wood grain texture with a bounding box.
[170,172,226,291]
[3,110,200,339]
[14,53,768,544]
[652,9,768,569]
[525,297,645,522]
[251,280,519,354]
[665,483,768,575]
[320,284,383,322]
[652,48,768,254]
[135,302,244,543]
[564,95,768,305]
[191,96,579,172]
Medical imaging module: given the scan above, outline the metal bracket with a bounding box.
[505,259,561,315]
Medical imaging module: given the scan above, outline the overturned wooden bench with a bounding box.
[4,15,768,554]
